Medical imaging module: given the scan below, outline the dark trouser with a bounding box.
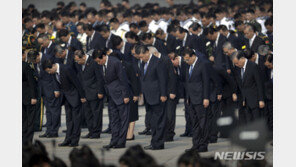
[33,97,43,131]
[22,103,36,144]
[165,98,177,140]
[146,102,166,149]
[184,98,193,135]
[44,97,62,135]
[189,103,209,150]
[245,104,261,123]
[263,99,273,135]
[64,100,82,145]
[108,98,130,146]
[144,104,152,130]
[220,97,236,137]
[83,99,104,137]
[207,101,220,142]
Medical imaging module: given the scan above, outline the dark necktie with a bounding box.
[189,65,193,78]
[103,65,107,76]
[241,67,245,80]
[144,62,148,75]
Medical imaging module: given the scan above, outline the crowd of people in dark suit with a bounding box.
[22,0,273,159]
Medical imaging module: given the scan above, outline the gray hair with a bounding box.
[55,45,66,54]
[222,42,234,50]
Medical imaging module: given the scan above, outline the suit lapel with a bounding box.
[242,61,250,85]
[189,59,200,82]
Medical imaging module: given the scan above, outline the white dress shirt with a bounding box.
[249,34,256,48]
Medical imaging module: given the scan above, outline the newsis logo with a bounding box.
[214,152,265,160]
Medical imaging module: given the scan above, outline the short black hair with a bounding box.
[203,25,218,36]
[109,17,119,24]
[135,45,148,54]
[125,31,138,41]
[111,35,123,49]
[265,17,273,26]
[93,48,107,59]
[36,23,45,29]
[129,23,138,29]
[266,53,273,63]
[58,29,69,37]
[27,50,39,62]
[243,48,255,59]
[85,23,93,31]
[235,20,244,28]
[177,150,201,166]
[97,24,110,33]
[140,33,152,41]
[189,22,201,31]
[74,50,85,58]
[155,28,165,36]
[42,59,54,70]
[138,20,147,28]
[79,2,86,7]
[57,1,65,7]
[176,26,187,34]
[182,47,195,57]
[218,25,228,32]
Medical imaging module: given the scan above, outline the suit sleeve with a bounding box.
[26,65,37,99]
[94,63,105,95]
[201,62,210,100]
[166,58,177,95]
[115,61,130,98]
[157,61,167,97]
[253,64,264,101]
[66,67,86,98]
[126,63,140,96]
[217,66,237,94]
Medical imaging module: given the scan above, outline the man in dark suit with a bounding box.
[74,50,105,139]
[243,24,265,53]
[110,36,133,62]
[93,49,131,149]
[97,24,118,49]
[140,33,168,55]
[188,22,207,55]
[204,26,229,71]
[219,25,240,49]
[22,51,38,145]
[59,29,83,56]
[148,46,177,142]
[263,53,273,134]
[38,34,56,57]
[54,44,76,72]
[230,51,265,123]
[174,27,201,54]
[155,29,178,54]
[182,48,210,152]
[26,50,62,138]
[136,45,167,150]
[85,23,106,52]
[43,59,86,147]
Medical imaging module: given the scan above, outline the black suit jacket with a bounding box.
[42,42,56,58]
[106,33,118,49]
[140,55,166,105]
[55,50,76,73]
[68,37,83,56]
[159,54,177,95]
[122,61,140,97]
[227,33,240,49]
[213,33,229,70]
[185,58,210,105]
[246,35,265,53]
[153,38,168,55]
[264,70,273,100]
[76,57,105,101]
[86,31,106,52]
[56,64,85,107]
[164,34,178,53]
[102,56,130,105]
[234,60,264,109]
[22,62,37,105]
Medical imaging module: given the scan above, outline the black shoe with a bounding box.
[81,133,91,139]
[138,128,149,135]
[102,128,111,134]
[144,145,153,150]
[209,139,217,143]
[165,138,174,142]
[70,143,79,147]
[62,130,67,133]
[188,133,193,137]
[114,145,125,149]
[90,134,100,139]
[180,132,189,137]
[39,133,48,138]
[58,141,71,147]
[103,144,115,149]
[47,133,58,138]
[127,135,135,141]
[197,147,208,152]
[146,130,152,135]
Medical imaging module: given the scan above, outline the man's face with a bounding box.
[110,22,119,31]
[95,56,107,65]
[60,36,68,43]
[85,29,92,36]
[87,14,95,23]
[116,41,124,50]
[264,59,273,69]
[233,57,245,68]
[35,54,41,63]
[244,27,254,39]
[176,31,184,40]
[75,55,86,65]
[140,26,148,33]
[245,13,253,21]
[25,21,33,29]
[201,17,210,27]
[223,47,231,56]
[139,51,150,62]
[156,33,165,40]
[266,25,273,32]
[61,16,69,23]
[77,25,83,34]
[183,54,196,65]
[126,37,136,44]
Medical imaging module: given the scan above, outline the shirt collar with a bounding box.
[215,32,220,46]
[91,31,95,41]
[152,37,156,46]
[183,33,188,43]
[146,54,153,65]
[191,56,198,68]
[165,33,168,41]
[226,32,230,38]
[84,54,89,65]
[56,63,60,75]
[243,59,248,69]
[47,41,52,48]
[67,36,72,46]
[255,53,259,64]
[104,56,109,67]
[198,29,203,36]
[250,34,256,46]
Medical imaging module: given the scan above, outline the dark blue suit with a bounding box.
[76,57,105,137]
[86,31,106,52]
[153,38,168,55]
[55,64,85,145]
[36,53,62,135]
[102,56,131,147]
[185,57,210,151]
[140,55,167,149]
[67,37,83,56]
